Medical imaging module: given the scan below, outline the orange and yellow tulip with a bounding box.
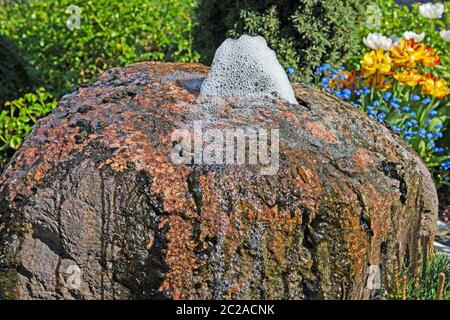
[393,69,423,87]
[420,73,450,99]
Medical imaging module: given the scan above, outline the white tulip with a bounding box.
[419,3,444,19]
[363,33,393,50]
[402,31,425,43]
[440,30,450,43]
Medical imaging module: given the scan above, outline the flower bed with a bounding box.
[312,1,450,189]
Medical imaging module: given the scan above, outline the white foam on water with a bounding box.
[200,35,298,105]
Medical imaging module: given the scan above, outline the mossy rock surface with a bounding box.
[0,62,438,299]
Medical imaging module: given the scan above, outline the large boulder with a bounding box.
[0,62,438,300]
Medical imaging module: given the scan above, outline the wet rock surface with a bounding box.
[0,61,439,299]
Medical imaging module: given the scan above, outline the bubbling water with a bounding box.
[200,35,298,105]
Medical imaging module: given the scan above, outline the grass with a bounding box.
[384,236,450,300]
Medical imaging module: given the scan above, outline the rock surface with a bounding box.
[0,61,438,300]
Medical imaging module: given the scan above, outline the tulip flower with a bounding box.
[394,69,423,87]
[402,31,425,43]
[420,74,450,99]
[419,3,444,19]
[363,33,393,51]
[440,30,450,43]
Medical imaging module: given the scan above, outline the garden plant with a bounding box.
[314,0,450,190]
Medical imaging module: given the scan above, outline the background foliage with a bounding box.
[0,0,199,97]
[384,250,450,300]
[0,88,57,164]
[0,35,32,106]
[194,0,369,83]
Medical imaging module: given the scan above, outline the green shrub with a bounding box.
[0,35,33,106]
[0,0,199,97]
[0,88,57,165]
[385,251,450,300]
[194,0,369,82]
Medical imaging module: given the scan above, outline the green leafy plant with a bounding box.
[0,88,57,165]
[195,0,369,83]
[0,0,199,97]
[384,241,450,300]
[0,34,32,106]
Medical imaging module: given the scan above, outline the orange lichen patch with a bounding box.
[14,146,40,169]
[98,123,195,215]
[293,165,322,212]
[257,107,277,119]
[76,86,94,99]
[41,126,81,159]
[158,216,169,229]
[280,109,301,126]
[365,190,393,264]
[265,208,302,265]
[197,173,227,242]
[149,161,193,215]
[137,61,209,79]
[105,156,127,172]
[348,181,394,266]
[352,148,376,170]
[335,148,378,175]
[1,115,88,198]
[297,166,312,184]
[164,102,189,114]
[304,121,339,144]
[27,166,46,183]
[159,215,196,299]
[341,207,370,279]
[256,205,277,222]
[159,82,187,100]
[237,200,257,222]
[135,92,158,107]
[223,283,242,299]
